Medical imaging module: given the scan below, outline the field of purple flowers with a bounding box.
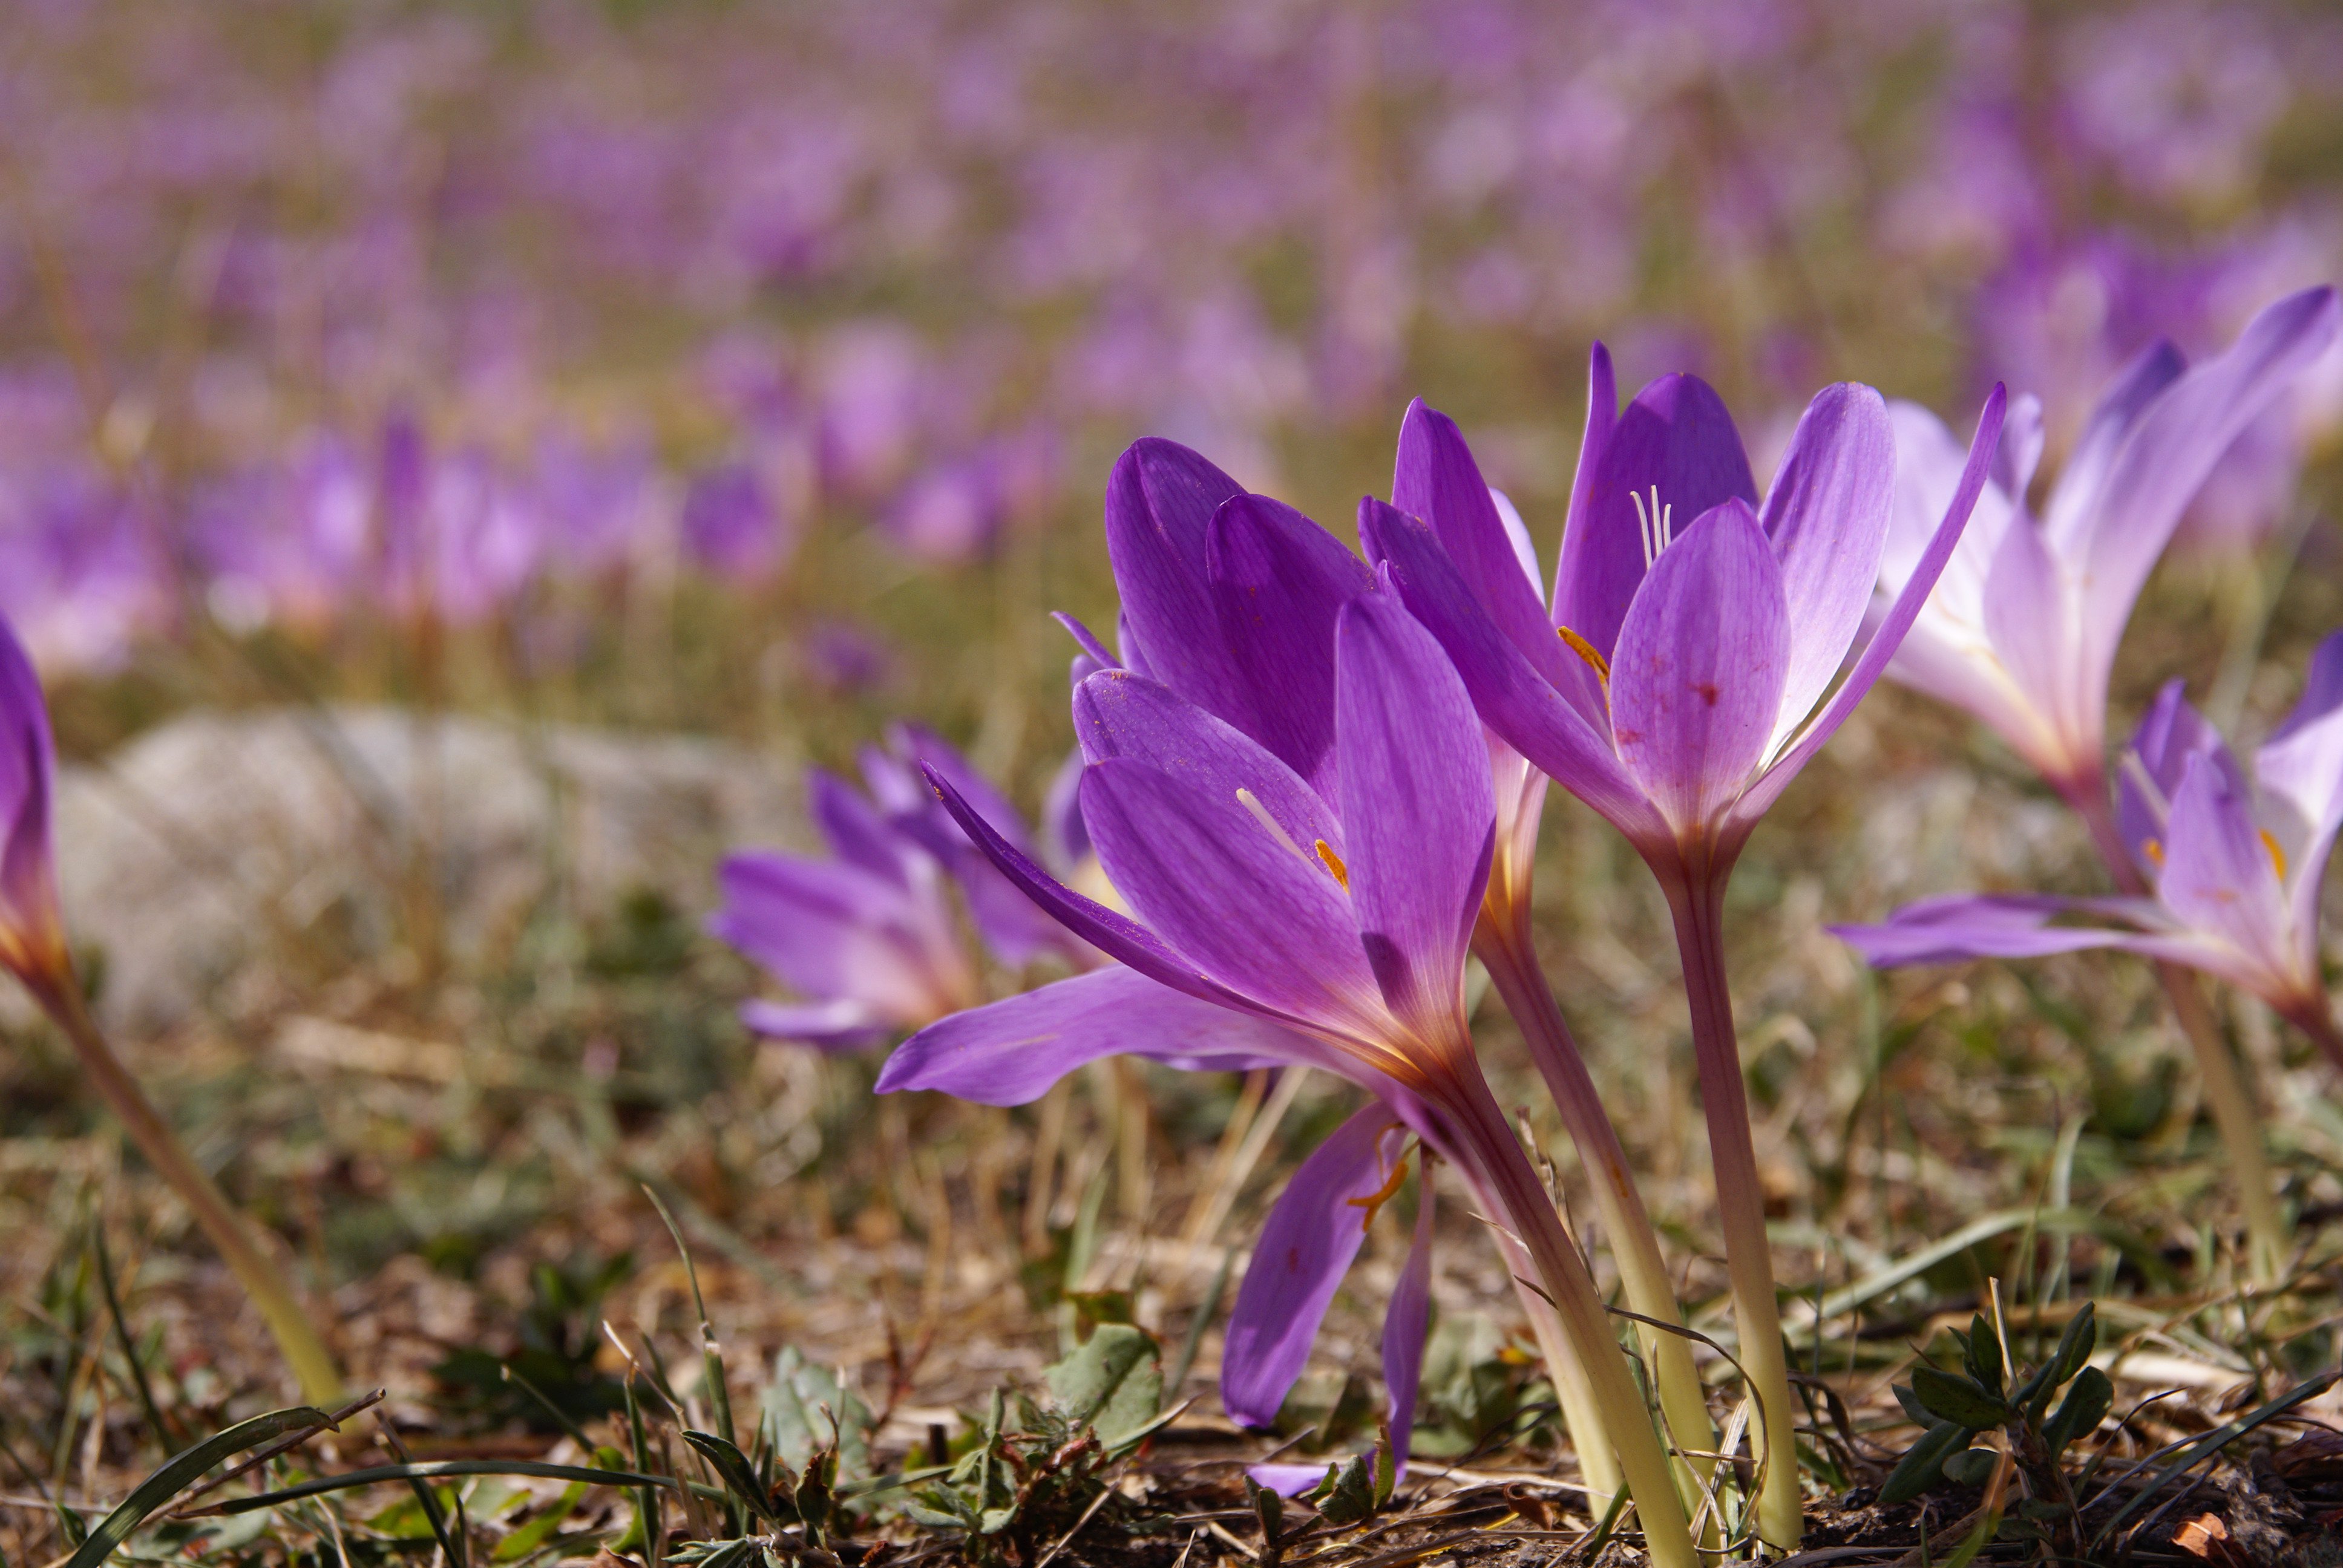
[6,2,2343,1564]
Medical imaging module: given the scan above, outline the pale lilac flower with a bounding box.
[1837,636,2343,1069]
[1879,287,2338,806]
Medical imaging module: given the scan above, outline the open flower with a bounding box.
[1876,286,2338,805]
[1365,358,2004,1549]
[1837,633,2343,1066]
[711,728,1083,1050]
[883,589,1700,1563]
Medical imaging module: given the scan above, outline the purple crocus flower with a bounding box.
[884,585,1702,1561]
[1365,354,2007,1550]
[712,728,1087,1049]
[1876,287,2338,815]
[1838,636,2343,1070]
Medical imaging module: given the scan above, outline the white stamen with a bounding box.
[1234,787,1306,861]
[1629,485,1673,570]
[2119,751,2172,830]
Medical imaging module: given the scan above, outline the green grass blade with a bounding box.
[63,1405,332,1568]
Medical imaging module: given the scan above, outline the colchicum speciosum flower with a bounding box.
[1838,638,2343,1088]
[1366,357,2005,1549]
[1843,285,2339,1278]
[888,557,1704,1563]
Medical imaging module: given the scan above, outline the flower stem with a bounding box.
[47,984,344,1403]
[2063,777,2289,1282]
[1663,877,1802,1552]
[1475,916,1718,1504]
[1444,1067,1700,1568]
[2158,965,2286,1284]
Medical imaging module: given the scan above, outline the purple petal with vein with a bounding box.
[1334,592,1496,1035]
[1073,668,1343,859]
[1104,438,1251,730]
[1207,494,1376,800]
[1081,758,1382,1033]
[1729,386,2007,832]
[879,967,1307,1106]
[1222,1106,1397,1427]
[1608,500,1789,834]
[2073,289,2339,699]
[1364,500,1666,843]
[0,615,59,980]
[1554,372,1756,663]
[1394,401,1567,685]
[1760,383,1893,745]
[2157,754,2287,966]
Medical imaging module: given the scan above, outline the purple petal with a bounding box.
[894,724,1034,852]
[0,613,62,978]
[1978,502,2077,758]
[1042,746,1091,871]
[1052,611,1122,671]
[1363,499,1668,843]
[920,763,1275,1018]
[1394,402,1568,685]
[1334,592,1495,1034]
[2039,339,2187,556]
[710,851,956,1021]
[1729,387,2008,833]
[1073,669,1343,860]
[1553,342,1618,613]
[2158,753,2289,969]
[1830,892,2165,968]
[1759,383,1895,746]
[740,998,888,1052]
[2073,289,2341,701]
[1379,1159,1436,1478]
[1222,1106,1400,1427]
[2120,680,2235,874]
[1608,500,1789,834]
[810,769,919,886]
[1552,372,1757,664]
[1207,494,1376,799]
[1081,759,1384,1033]
[878,966,1309,1106]
[1104,439,1252,729]
[2258,630,2343,956]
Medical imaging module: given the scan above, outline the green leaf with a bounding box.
[758,1348,872,1481]
[187,1462,675,1518]
[1941,1448,1997,1487]
[65,1405,334,1568]
[491,1481,588,1561]
[1881,1423,1971,1507]
[1963,1315,2004,1396]
[2042,1368,2112,1456]
[681,1432,785,1525]
[1910,1367,2007,1430]
[1043,1324,1162,1448]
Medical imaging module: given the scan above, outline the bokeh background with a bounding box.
[8,0,2343,1477]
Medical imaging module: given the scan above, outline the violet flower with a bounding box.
[1380,399,1717,1483]
[1838,636,2343,1070]
[0,610,342,1402]
[1876,287,2337,814]
[1853,285,2337,1278]
[885,587,1703,1563]
[1366,354,2006,1549]
[713,727,1092,1050]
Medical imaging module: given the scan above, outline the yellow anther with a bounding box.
[1557,624,1610,682]
[1345,1154,1410,1232]
[2261,829,2287,880]
[1315,838,1351,890]
[2143,838,2165,867]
